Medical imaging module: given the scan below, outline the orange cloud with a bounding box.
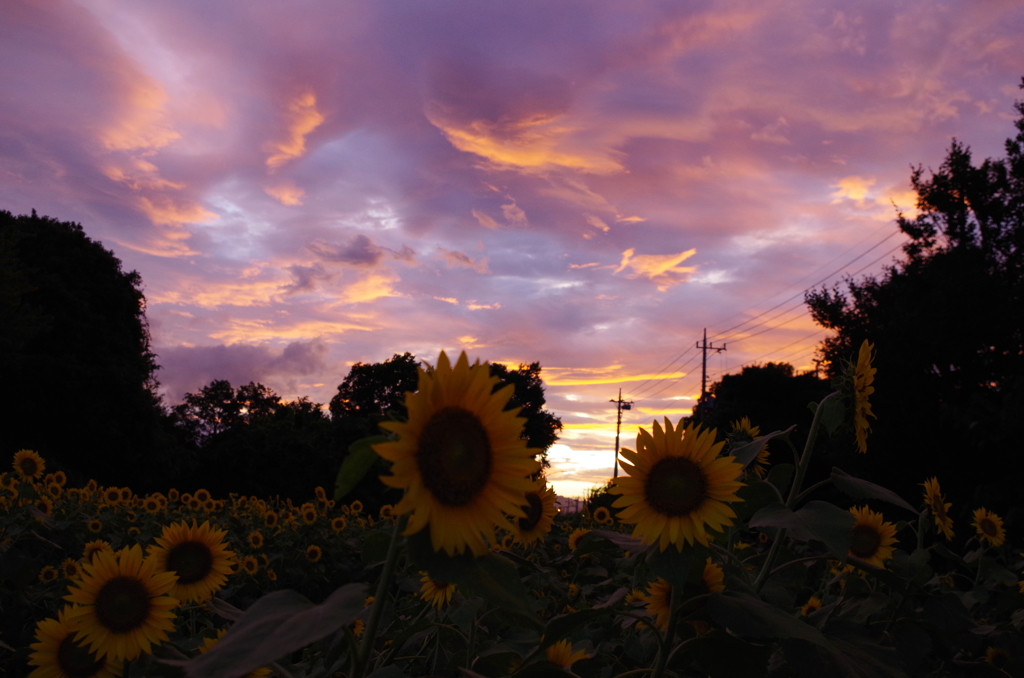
[544,365,688,386]
[614,248,698,290]
[209,318,375,343]
[99,79,180,152]
[426,106,622,174]
[265,182,306,206]
[436,247,490,274]
[266,89,325,170]
[137,195,217,226]
[434,296,459,304]
[337,271,404,304]
[471,209,499,229]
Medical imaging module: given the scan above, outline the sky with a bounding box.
[2,0,1023,498]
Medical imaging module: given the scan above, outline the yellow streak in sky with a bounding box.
[544,370,687,386]
[266,89,325,169]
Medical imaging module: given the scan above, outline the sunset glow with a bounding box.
[3,0,1022,497]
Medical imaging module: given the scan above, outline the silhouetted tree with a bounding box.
[488,361,563,466]
[0,210,180,488]
[805,83,1024,511]
[696,362,830,438]
[173,380,332,498]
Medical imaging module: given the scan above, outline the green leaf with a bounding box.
[588,529,644,553]
[818,394,846,435]
[540,608,619,649]
[766,463,795,497]
[830,468,917,514]
[930,542,968,568]
[645,544,708,590]
[734,479,781,522]
[707,591,829,646]
[166,584,367,678]
[405,530,542,629]
[359,529,392,566]
[749,501,855,561]
[731,426,796,469]
[333,435,388,501]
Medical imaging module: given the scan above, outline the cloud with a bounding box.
[309,235,385,266]
[614,248,699,290]
[501,201,527,225]
[265,182,306,205]
[157,339,330,403]
[435,247,491,274]
[472,209,499,229]
[283,263,331,294]
[266,89,325,170]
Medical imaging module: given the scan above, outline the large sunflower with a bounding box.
[852,340,876,454]
[921,477,954,540]
[147,520,235,603]
[28,606,123,678]
[14,449,46,480]
[972,508,1005,547]
[64,545,178,661]
[611,419,744,550]
[511,478,558,545]
[375,351,541,556]
[848,506,897,567]
[546,639,589,669]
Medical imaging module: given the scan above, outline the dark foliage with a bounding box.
[172,380,334,499]
[805,83,1024,517]
[488,361,564,466]
[0,210,182,489]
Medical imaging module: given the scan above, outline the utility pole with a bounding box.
[610,388,633,478]
[695,328,726,421]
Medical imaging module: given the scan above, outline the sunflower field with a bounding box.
[3,344,1024,678]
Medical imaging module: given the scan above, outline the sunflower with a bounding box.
[142,496,161,513]
[330,516,347,533]
[247,531,264,549]
[568,528,590,552]
[592,506,612,525]
[196,629,272,677]
[117,488,132,504]
[702,557,725,593]
[300,503,318,525]
[147,520,235,603]
[848,506,898,567]
[14,449,46,480]
[375,351,541,556]
[87,520,103,534]
[35,496,54,516]
[546,639,589,669]
[921,477,954,540]
[852,340,876,454]
[266,568,277,581]
[349,500,363,514]
[644,578,672,631]
[379,504,394,519]
[167,489,179,503]
[511,478,558,546]
[800,596,823,616]
[62,558,83,580]
[972,508,1005,547]
[47,483,64,499]
[82,541,112,564]
[264,511,279,528]
[39,566,60,583]
[624,589,647,605]
[101,488,120,506]
[611,419,745,550]
[28,606,123,678]
[64,545,178,661]
[305,545,322,563]
[240,556,258,576]
[729,417,769,478]
[418,571,457,608]
[193,489,211,503]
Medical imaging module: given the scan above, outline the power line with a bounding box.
[709,230,902,341]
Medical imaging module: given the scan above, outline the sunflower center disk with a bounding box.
[95,576,152,633]
[980,519,997,537]
[849,525,881,558]
[644,457,708,516]
[57,636,105,678]
[166,541,215,584]
[416,406,493,507]
[518,493,543,530]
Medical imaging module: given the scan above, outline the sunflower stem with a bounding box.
[786,391,837,510]
[753,527,788,593]
[916,511,928,551]
[355,513,408,678]
[650,585,680,678]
